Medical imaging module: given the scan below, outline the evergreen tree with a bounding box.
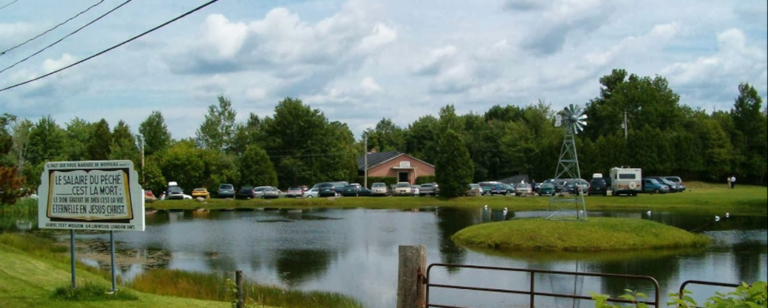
[239,144,278,187]
[88,119,111,160]
[139,111,172,156]
[434,129,474,198]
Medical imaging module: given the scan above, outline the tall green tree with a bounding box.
[362,118,406,152]
[87,119,112,160]
[25,116,65,187]
[109,120,140,166]
[403,115,439,163]
[0,113,14,166]
[8,117,33,174]
[139,111,172,156]
[231,113,266,156]
[63,118,93,161]
[730,83,767,183]
[434,129,474,198]
[160,140,205,190]
[196,95,237,152]
[239,144,278,187]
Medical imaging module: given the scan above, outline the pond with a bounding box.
[8,207,768,308]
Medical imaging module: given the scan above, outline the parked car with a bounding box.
[217,184,235,198]
[166,185,185,200]
[515,183,532,196]
[394,182,412,196]
[491,184,512,196]
[649,176,682,193]
[192,188,210,199]
[260,186,280,199]
[642,178,669,194]
[479,183,495,196]
[538,183,555,196]
[303,188,319,198]
[342,185,360,197]
[331,181,349,195]
[563,181,583,195]
[466,183,482,196]
[317,183,337,197]
[410,185,420,196]
[419,183,438,196]
[285,187,304,198]
[236,186,256,199]
[587,178,608,196]
[371,182,389,196]
[145,190,157,203]
[356,187,373,197]
[662,176,686,191]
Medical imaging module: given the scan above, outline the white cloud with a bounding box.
[42,53,77,73]
[356,23,397,54]
[246,87,267,100]
[360,77,381,93]
[412,45,458,75]
[199,14,248,58]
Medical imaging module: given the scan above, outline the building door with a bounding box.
[398,171,409,183]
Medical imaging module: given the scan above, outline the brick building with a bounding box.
[356,151,435,184]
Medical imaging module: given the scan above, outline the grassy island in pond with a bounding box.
[451,217,710,252]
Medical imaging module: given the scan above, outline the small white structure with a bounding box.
[610,167,642,196]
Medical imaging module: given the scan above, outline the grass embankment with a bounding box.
[451,217,711,252]
[0,233,230,308]
[149,183,768,216]
[0,233,364,308]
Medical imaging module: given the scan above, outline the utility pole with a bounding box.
[623,110,628,141]
[139,134,145,185]
[364,135,368,188]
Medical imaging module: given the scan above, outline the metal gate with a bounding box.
[424,263,661,308]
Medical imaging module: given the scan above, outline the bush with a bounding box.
[0,166,25,205]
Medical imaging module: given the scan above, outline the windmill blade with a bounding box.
[579,114,587,120]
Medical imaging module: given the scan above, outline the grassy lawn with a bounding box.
[148,183,767,216]
[0,239,232,308]
[451,217,711,252]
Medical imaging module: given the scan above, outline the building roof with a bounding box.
[356,151,435,171]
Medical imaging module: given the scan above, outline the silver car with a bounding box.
[371,182,388,196]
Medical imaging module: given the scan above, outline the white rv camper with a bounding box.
[610,167,642,196]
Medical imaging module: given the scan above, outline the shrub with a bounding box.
[0,166,25,205]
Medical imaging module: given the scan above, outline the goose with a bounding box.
[725,212,729,218]
[715,215,721,222]
[647,210,652,215]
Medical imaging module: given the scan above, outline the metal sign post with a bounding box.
[70,229,76,288]
[38,160,145,291]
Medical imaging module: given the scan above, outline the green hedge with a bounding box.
[355,176,398,188]
[415,176,437,185]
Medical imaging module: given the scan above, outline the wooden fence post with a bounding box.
[397,245,426,308]
[235,270,244,308]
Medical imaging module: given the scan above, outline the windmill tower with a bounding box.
[547,104,588,220]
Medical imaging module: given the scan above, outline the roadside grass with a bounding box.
[451,217,711,252]
[52,281,139,301]
[130,269,365,308]
[0,234,231,308]
[149,184,767,216]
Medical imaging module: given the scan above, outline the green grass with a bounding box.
[0,234,232,308]
[149,183,767,216]
[451,217,711,252]
[52,281,139,301]
[0,233,362,308]
[130,269,364,308]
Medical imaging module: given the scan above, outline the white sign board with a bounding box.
[399,161,411,168]
[38,160,145,231]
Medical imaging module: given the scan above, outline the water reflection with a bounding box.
[3,207,765,308]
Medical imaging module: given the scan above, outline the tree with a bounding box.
[160,140,205,190]
[26,116,65,167]
[0,113,15,166]
[139,111,172,156]
[239,144,277,187]
[730,83,767,183]
[404,115,439,163]
[63,118,93,161]
[362,118,405,152]
[142,155,166,196]
[7,117,33,173]
[434,129,474,198]
[196,95,237,152]
[0,166,25,205]
[231,113,266,156]
[87,119,112,160]
[110,120,140,166]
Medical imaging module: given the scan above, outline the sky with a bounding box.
[1,0,766,140]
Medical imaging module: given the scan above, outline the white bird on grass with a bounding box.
[715,215,721,222]
[647,210,652,215]
[484,204,488,209]
[726,212,729,218]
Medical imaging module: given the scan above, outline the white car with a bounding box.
[394,182,412,196]
[303,188,318,198]
[371,182,388,196]
[410,185,420,196]
[515,183,532,196]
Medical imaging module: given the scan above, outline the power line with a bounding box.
[0,0,20,12]
[0,0,132,76]
[1,0,105,56]
[0,0,222,93]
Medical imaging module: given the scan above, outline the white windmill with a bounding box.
[548,104,588,220]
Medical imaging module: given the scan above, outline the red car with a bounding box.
[145,190,157,203]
